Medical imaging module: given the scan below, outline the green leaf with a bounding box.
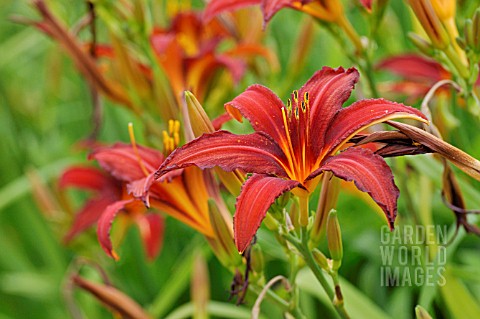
[164,301,260,319]
[440,267,480,319]
[296,268,393,319]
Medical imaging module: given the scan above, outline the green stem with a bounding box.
[337,15,363,55]
[443,45,469,80]
[361,56,380,98]
[284,228,350,318]
[249,285,306,319]
[298,194,309,227]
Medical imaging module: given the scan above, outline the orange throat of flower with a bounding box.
[280,90,318,183]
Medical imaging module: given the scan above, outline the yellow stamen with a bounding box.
[163,120,182,155]
[304,92,309,102]
[281,107,298,180]
[293,90,299,103]
[128,123,150,177]
[174,132,180,147]
[168,119,175,135]
[301,101,306,113]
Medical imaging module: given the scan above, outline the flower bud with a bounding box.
[72,275,150,319]
[430,0,455,21]
[184,91,244,195]
[263,212,280,231]
[250,245,265,275]
[415,305,433,319]
[327,209,343,271]
[464,19,474,51]
[408,33,435,56]
[206,200,242,268]
[471,8,480,53]
[408,0,450,49]
[312,248,329,271]
[310,172,340,247]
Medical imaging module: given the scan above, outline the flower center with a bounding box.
[280,90,312,182]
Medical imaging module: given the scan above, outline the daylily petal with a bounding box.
[225,84,288,151]
[72,276,150,319]
[299,67,359,158]
[136,213,165,260]
[377,54,450,83]
[156,130,290,179]
[203,0,261,22]
[359,0,372,11]
[59,166,113,191]
[261,0,294,22]
[310,147,399,229]
[234,174,300,252]
[324,98,427,156]
[97,199,134,260]
[64,197,116,242]
[90,143,163,182]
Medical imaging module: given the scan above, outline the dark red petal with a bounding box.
[359,0,372,11]
[203,0,261,22]
[136,213,165,261]
[59,166,112,191]
[377,54,450,83]
[155,131,289,179]
[225,84,289,151]
[64,197,115,242]
[216,54,246,84]
[97,199,133,260]
[212,112,233,130]
[309,147,399,229]
[299,67,359,158]
[90,143,164,182]
[234,174,300,252]
[324,98,427,155]
[261,0,293,22]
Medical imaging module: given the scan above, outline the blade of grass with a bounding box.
[147,235,211,318]
[164,301,259,319]
[297,268,393,319]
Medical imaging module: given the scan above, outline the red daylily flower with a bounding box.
[156,66,428,252]
[378,54,480,99]
[377,54,452,102]
[60,166,165,260]
[151,11,274,102]
[61,142,215,260]
[205,0,343,24]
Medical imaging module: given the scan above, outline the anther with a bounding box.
[301,101,306,113]
[287,99,292,110]
[294,107,299,119]
[304,92,309,103]
[293,90,299,103]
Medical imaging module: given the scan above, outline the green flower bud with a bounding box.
[408,33,435,56]
[408,0,450,50]
[312,248,329,271]
[206,200,242,268]
[250,245,265,275]
[327,209,343,270]
[184,91,244,195]
[415,305,433,319]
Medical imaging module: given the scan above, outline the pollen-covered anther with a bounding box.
[163,119,181,155]
[294,107,300,120]
[301,101,307,113]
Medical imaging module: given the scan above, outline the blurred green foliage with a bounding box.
[1,1,480,319]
